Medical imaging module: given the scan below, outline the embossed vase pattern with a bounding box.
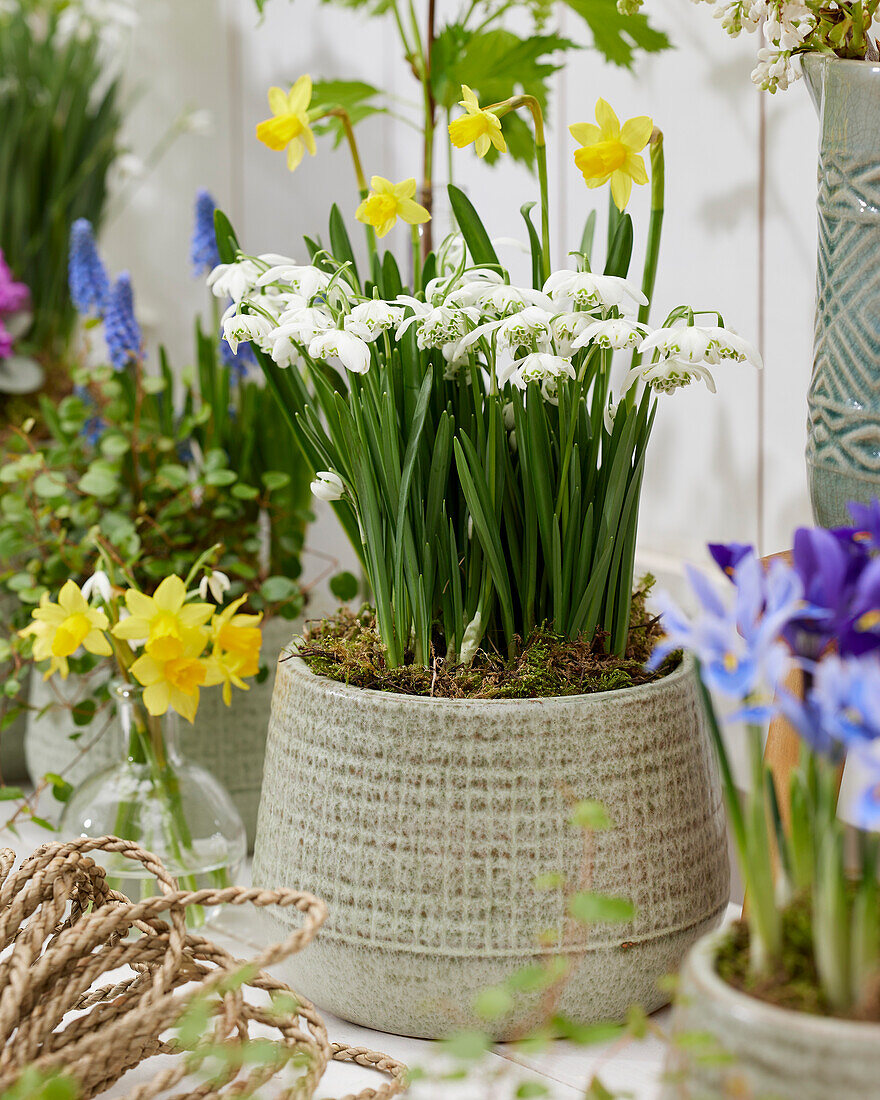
[252,651,730,1040]
[804,57,880,526]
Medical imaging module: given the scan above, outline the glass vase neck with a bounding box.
[111,680,181,766]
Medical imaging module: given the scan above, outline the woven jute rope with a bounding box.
[0,836,408,1100]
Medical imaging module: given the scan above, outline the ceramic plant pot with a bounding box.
[804,56,880,526]
[252,650,730,1040]
[662,930,880,1100]
[24,616,294,848]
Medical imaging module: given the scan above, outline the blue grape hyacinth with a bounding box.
[103,272,142,371]
[191,189,220,274]
[69,219,110,317]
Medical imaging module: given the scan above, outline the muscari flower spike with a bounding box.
[69,219,110,317]
[191,189,221,275]
[103,272,142,371]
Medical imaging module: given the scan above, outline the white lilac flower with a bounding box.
[765,1,814,51]
[344,301,405,342]
[752,46,799,92]
[81,570,113,604]
[509,352,576,391]
[311,470,345,502]
[572,318,649,352]
[222,311,274,353]
[308,329,371,374]
[198,570,231,603]
[542,271,648,315]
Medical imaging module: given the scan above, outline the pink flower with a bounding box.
[0,249,30,315]
[0,319,14,360]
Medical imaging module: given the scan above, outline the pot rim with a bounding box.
[802,53,880,73]
[687,928,880,1039]
[276,644,693,709]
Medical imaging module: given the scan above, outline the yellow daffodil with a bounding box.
[569,99,653,212]
[19,580,112,680]
[112,575,214,660]
[355,176,430,239]
[130,629,219,723]
[256,75,317,172]
[209,596,263,705]
[448,85,507,158]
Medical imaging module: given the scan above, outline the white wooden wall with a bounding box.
[101,0,818,580]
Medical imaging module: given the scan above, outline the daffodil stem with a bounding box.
[502,95,550,279]
[411,226,421,293]
[630,131,664,374]
[326,107,377,266]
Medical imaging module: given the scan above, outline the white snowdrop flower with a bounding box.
[199,570,231,603]
[344,301,405,342]
[208,259,264,303]
[275,304,333,335]
[638,325,713,364]
[222,311,274,353]
[550,312,594,356]
[111,152,146,182]
[627,358,718,395]
[180,108,214,136]
[81,570,113,604]
[257,264,330,300]
[311,471,345,502]
[458,306,554,356]
[604,401,620,434]
[701,326,764,368]
[448,281,553,318]
[501,401,516,432]
[424,267,502,306]
[441,340,469,379]
[308,329,371,374]
[509,429,518,453]
[572,318,649,352]
[397,305,478,350]
[542,271,648,314]
[509,352,576,391]
[267,331,304,369]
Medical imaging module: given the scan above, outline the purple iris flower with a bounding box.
[0,250,30,315]
[708,541,753,579]
[648,552,800,706]
[849,499,880,553]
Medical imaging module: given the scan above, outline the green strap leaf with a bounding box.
[448,184,499,268]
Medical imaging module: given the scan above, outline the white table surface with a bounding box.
[1,820,736,1099]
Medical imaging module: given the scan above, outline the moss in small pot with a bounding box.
[717,894,880,1023]
[296,578,680,700]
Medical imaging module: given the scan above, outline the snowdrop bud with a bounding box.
[81,570,112,604]
[459,611,483,667]
[311,470,345,502]
[199,570,231,603]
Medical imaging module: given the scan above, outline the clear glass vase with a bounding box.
[59,681,247,926]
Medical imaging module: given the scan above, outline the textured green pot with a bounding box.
[252,651,730,1039]
[804,56,880,526]
[662,930,880,1099]
[24,616,294,848]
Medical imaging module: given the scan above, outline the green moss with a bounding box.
[296,578,680,700]
[716,895,880,1022]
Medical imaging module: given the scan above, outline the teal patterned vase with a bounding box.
[804,57,880,527]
